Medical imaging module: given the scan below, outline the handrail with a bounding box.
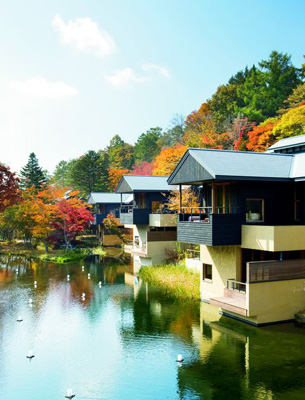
[226,278,246,293]
[186,249,200,260]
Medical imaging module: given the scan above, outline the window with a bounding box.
[246,199,264,222]
[215,184,230,214]
[134,236,140,247]
[203,263,212,281]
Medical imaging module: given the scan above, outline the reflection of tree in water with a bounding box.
[120,283,200,343]
[177,317,305,400]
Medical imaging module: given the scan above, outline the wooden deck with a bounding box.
[210,290,247,317]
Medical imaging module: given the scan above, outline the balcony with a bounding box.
[120,206,150,225]
[149,213,177,227]
[210,259,305,324]
[177,207,242,246]
[242,225,305,251]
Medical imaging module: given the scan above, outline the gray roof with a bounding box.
[116,175,172,193]
[168,148,305,184]
[266,134,305,152]
[87,192,132,204]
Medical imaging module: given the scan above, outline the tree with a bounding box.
[237,52,302,122]
[130,161,154,175]
[278,82,305,114]
[273,104,305,139]
[246,118,279,152]
[184,103,230,149]
[163,187,200,213]
[51,160,75,187]
[69,150,109,195]
[20,152,47,190]
[0,164,20,212]
[134,127,162,163]
[159,114,185,147]
[107,135,134,170]
[53,197,94,249]
[153,144,187,176]
[108,168,129,191]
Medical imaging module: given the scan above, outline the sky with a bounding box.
[0,0,304,174]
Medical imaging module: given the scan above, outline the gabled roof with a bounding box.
[87,192,132,204]
[266,134,305,152]
[168,148,300,184]
[116,175,172,193]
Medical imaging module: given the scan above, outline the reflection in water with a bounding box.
[0,255,305,400]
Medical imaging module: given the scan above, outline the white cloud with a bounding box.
[10,77,79,99]
[105,68,147,88]
[52,14,116,56]
[141,63,170,78]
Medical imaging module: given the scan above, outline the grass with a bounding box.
[139,264,200,300]
[0,242,106,264]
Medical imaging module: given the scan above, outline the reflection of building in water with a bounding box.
[177,302,305,399]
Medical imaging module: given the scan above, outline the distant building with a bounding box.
[88,192,133,246]
[116,175,178,269]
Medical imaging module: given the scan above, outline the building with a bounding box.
[116,175,178,268]
[88,192,133,246]
[168,135,305,326]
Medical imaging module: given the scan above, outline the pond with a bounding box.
[0,254,305,400]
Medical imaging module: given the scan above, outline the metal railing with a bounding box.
[179,206,212,222]
[226,278,247,293]
[186,249,200,260]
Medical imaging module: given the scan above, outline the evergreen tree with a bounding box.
[20,153,47,190]
[134,127,162,163]
[69,150,109,195]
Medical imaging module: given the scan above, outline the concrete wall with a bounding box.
[185,258,202,273]
[132,225,149,250]
[247,279,305,324]
[200,245,241,301]
[149,214,177,227]
[242,225,305,252]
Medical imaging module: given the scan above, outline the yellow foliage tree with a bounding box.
[152,145,187,176]
[273,104,305,139]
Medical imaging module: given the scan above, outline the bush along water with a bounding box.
[139,264,200,300]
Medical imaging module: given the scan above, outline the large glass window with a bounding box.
[246,199,264,222]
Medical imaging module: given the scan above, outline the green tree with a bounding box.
[107,135,134,169]
[134,127,162,163]
[69,150,109,195]
[237,51,302,122]
[20,152,47,190]
[51,159,77,187]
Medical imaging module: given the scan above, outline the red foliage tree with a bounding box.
[130,161,154,175]
[0,164,20,212]
[246,118,279,152]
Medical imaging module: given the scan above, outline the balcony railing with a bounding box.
[226,278,247,293]
[177,211,242,246]
[186,249,200,260]
[119,206,150,225]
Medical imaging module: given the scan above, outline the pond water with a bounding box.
[1,254,305,400]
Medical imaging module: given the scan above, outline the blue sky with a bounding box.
[0,0,304,173]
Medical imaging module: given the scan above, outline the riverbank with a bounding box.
[139,264,200,300]
[0,242,106,263]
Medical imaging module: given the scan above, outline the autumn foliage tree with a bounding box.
[246,118,279,152]
[130,161,154,175]
[153,145,187,176]
[0,164,21,212]
[108,168,130,191]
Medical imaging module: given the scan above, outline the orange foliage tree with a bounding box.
[108,168,129,191]
[246,118,279,152]
[152,145,187,176]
